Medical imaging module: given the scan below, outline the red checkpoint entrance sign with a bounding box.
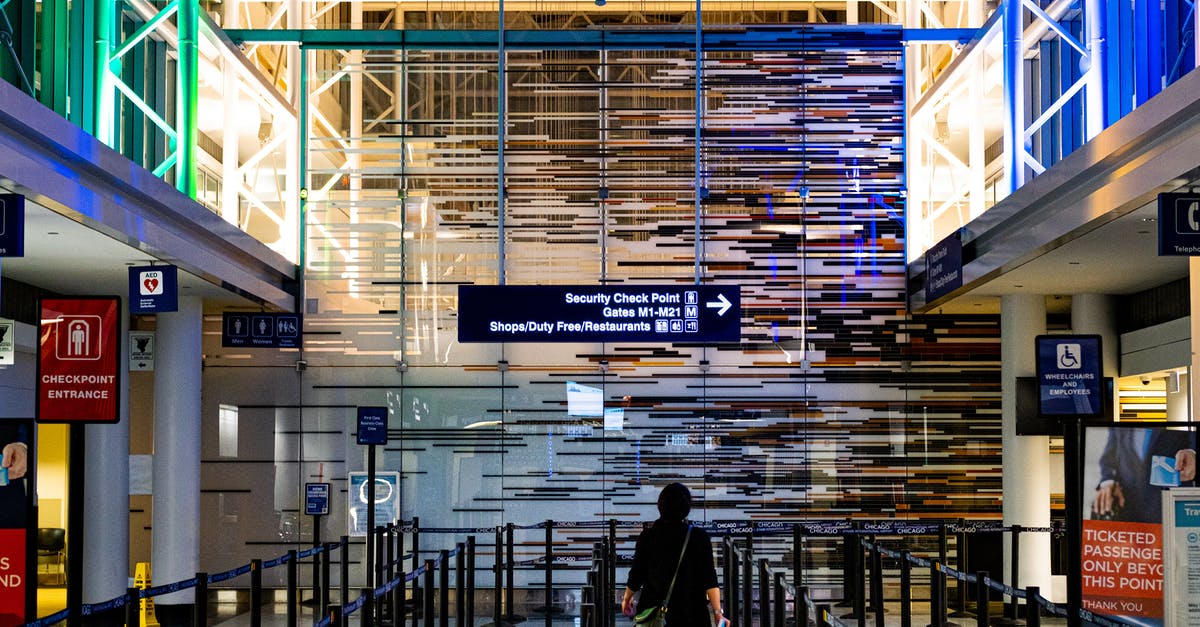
[37,297,121,423]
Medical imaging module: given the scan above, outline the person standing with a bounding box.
[622,483,729,626]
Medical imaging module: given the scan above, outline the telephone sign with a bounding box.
[1158,193,1200,255]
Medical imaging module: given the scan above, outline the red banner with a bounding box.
[1082,519,1164,619]
[37,297,121,423]
[0,529,25,627]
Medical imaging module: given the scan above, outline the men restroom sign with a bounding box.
[37,297,122,423]
[1035,334,1103,416]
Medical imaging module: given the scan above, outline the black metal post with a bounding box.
[543,519,554,621]
[424,559,435,627]
[287,550,298,627]
[505,522,517,622]
[773,571,785,627]
[793,524,805,589]
[322,542,332,615]
[975,572,989,627]
[1005,526,1022,623]
[899,551,912,627]
[725,537,738,623]
[494,529,503,627]
[388,525,397,624]
[1025,586,1040,627]
[608,519,618,627]
[440,549,450,627]
[952,520,971,617]
[363,588,376,627]
[799,585,810,627]
[456,543,466,627]
[367,445,377,588]
[1063,419,1083,627]
[250,558,263,627]
[312,521,323,609]
[818,604,832,627]
[341,536,350,611]
[929,561,943,627]
[871,540,884,627]
[741,544,753,627]
[413,517,422,627]
[125,587,139,627]
[396,565,407,627]
[467,535,477,626]
[194,573,208,627]
[330,606,343,627]
[838,524,857,608]
[759,557,771,627]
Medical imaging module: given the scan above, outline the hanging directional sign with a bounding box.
[457,285,741,343]
[0,193,24,257]
[128,265,178,313]
[0,318,14,366]
[221,312,301,348]
[1036,334,1103,416]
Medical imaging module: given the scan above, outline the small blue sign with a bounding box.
[458,284,740,343]
[129,265,178,313]
[356,406,388,445]
[0,193,25,257]
[221,312,302,348]
[1036,335,1103,416]
[1158,193,1200,255]
[305,482,330,516]
[925,233,962,302]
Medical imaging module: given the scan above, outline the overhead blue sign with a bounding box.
[457,285,740,343]
[925,233,962,301]
[356,406,388,445]
[129,265,178,313]
[348,471,399,537]
[0,193,25,257]
[221,312,301,348]
[1036,334,1103,416]
[1158,193,1200,255]
[305,482,330,516]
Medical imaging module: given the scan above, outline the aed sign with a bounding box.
[128,265,178,313]
[1157,193,1200,255]
[305,482,331,516]
[37,297,121,423]
[1035,334,1103,416]
[457,285,740,343]
[0,193,24,257]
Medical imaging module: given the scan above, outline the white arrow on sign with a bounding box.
[705,293,732,316]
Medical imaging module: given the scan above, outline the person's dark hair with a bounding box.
[657,482,691,521]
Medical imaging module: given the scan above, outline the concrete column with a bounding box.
[1001,294,1050,594]
[151,296,203,607]
[1071,293,1117,414]
[82,302,130,602]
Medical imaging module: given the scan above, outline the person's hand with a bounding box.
[2,442,28,479]
[1093,480,1124,517]
[714,609,732,627]
[1176,449,1197,482]
[622,588,636,617]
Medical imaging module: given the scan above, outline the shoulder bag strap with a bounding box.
[661,524,693,609]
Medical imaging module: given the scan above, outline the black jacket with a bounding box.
[627,520,719,626]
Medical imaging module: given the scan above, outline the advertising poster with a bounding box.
[1162,488,1200,627]
[1082,425,1198,627]
[0,418,33,627]
[348,471,399,537]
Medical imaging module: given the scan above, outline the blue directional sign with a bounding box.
[221,312,301,348]
[1036,334,1103,416]
[305,482,330,516]
[356,406,388,445]
[348,471,399,537]
[1158,193,1200,255]
[129,265,178,313]
[457,285,740,343]
[925,233,962,302]
[0,193,25,257]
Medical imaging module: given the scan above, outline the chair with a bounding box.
[36,527,65,585]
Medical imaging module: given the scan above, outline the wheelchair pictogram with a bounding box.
[1056,343,1081,369]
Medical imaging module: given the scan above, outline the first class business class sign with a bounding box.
[37,297,122,423]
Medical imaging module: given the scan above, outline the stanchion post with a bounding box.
[724,537,737,623]
[839,524,857,608]
[287,550,299,627]
[853,536,866,627]
[505,522,516,620]
[1006,526,1022,621]
[799,585,810,627]
[125,587,139,627]
[899,551,912,627]
[396,567,407,627]
[330,605,343,627]
[312,535,322,611]
[1025,586,1040,627]
[321,542,332,615]
[818,604,832,627]
[929,561,943,627]
[608,519,618,627]
[388,525,397,624]
[363,588,376,627]
[424,559,435,627]
[467,535,477,626]
[194,573,209,627]
[741,543,753,627]
[545,519,554,623]
[494,528,503,627]
[955,520,969,613]
[871,539,884,627]
[413,516,422,627]
[341,536,350,611]
[773,570,784,627]
[976,572,989,627]
[793,524,805,589]
[759,557,771,627]
[440,549,450,627]
[456,542,466,627]
[251,558,263,627]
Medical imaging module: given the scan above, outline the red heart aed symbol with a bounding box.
[144,278,160,292]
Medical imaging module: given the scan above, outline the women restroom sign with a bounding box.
[1036,334,1103,416]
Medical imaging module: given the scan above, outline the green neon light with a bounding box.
[153,152,178,178]
[109,0,178,63]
